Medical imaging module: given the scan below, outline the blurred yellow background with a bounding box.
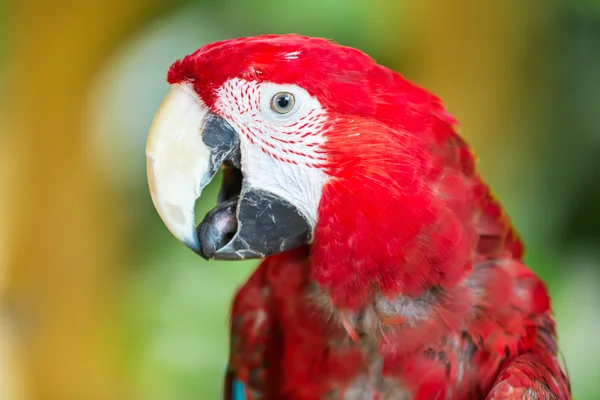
[1,0,599,399]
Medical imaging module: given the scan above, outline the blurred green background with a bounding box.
[0,0,599,399]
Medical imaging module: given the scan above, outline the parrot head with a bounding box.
[147,34,472,300]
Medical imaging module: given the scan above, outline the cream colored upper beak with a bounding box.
[146,84,214,251]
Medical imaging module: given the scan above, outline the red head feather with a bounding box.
[167,34,449,124]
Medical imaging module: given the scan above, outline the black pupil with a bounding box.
[277,94,290,109]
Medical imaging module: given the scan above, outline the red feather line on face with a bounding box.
[214,78,330,168]
[167,35,570,399]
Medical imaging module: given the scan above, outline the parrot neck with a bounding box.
[309,113,481,311]
[309,175,476,311]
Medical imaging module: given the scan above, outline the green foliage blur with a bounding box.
[3,0,600,399]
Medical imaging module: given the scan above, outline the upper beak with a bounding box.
[146,84,239,255]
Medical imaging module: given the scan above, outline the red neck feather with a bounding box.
[310,110,479,310]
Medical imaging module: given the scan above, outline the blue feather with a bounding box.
[232,378,247,400]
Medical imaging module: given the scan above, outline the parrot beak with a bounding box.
[146,83,311,260]
[146,84,240,256]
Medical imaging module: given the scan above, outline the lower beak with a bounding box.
[146,84,239,254]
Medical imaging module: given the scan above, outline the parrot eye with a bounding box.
[270,92,295,114]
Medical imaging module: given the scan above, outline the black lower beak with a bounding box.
[197,178,312,260]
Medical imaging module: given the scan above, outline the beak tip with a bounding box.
[183,237,206,259]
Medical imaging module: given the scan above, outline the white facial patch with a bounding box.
[214,78,331,227]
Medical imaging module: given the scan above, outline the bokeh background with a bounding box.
[1,0,599,399]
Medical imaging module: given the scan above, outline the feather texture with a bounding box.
[165,34,570,400]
